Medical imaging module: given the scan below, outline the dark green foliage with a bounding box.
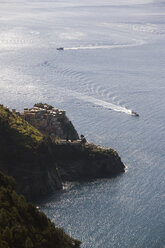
[0,105,57,193]
[53,142,119,162]
[0,171,81,248]
[0,105,65,171]
[0,105,43,144]
[0,173,16,190]
[52,141,124,181]
[0,105,45,167]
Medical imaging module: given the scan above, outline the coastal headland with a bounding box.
[0,103,125,200]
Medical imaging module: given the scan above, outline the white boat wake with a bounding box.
[57,87,132,115]
[64,39,145,51]
[76,92,132,115]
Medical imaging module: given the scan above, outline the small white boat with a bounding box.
[56,47,64,51]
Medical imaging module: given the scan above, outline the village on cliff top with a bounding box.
[11,103,86,143]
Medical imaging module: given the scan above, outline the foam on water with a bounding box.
[56,87,132,115]
[64,39,146,51]
[76,93,132,114]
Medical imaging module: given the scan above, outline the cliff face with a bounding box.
[52,142,125,181]
[0,104,125,201]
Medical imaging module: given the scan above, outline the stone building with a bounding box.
[20,104,79,141]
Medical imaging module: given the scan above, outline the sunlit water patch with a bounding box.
[0,0,165,247]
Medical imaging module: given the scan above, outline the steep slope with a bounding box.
[52,141,125,181]
[0,104,62,200]
[0,171,81,248]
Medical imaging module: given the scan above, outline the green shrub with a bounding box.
[0,171,81,248]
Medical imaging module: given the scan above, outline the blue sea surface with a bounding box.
[0,0,165,247]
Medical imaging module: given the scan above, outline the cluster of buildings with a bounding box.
[13,104,67,140]
[11,104,86,143]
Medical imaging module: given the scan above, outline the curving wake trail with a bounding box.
[57,87,132,115]
[64,39,146,51]
[76,93,132,115]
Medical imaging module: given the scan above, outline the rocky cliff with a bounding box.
[52,141,125,181]
[0,104,125,201]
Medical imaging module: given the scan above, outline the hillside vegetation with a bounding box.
[53,141,125,181]
[0,104,43,146]
[0,104,62,199]
[0,171,81,248]
[0,104,46,165]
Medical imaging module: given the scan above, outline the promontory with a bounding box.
[0,103,125,200]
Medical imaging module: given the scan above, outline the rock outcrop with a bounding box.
[52,141,125,181]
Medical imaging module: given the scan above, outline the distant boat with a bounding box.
[56,47,64,51]
[131,111,139,117]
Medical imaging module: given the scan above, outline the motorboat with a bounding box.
[131,111,139,117]
[56,47,64,51]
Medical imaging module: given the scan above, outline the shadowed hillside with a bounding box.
[0,171,81,248]
[0,104,62,200]
[0,104,125,200]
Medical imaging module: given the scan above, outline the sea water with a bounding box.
[0,0,165,247]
